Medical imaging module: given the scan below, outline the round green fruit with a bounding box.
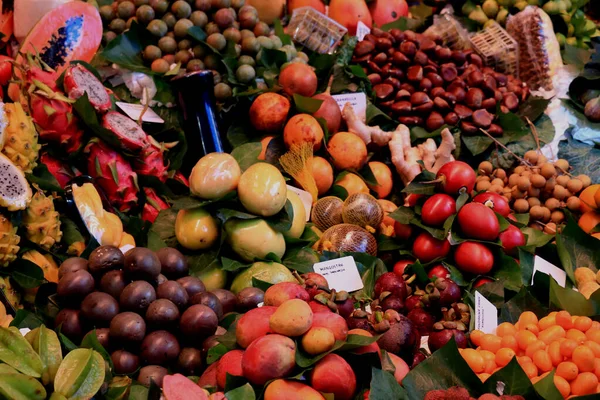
[193,264,228,291]
[238,163,287,217]
[224,219,286,263]
[230,261,296,294]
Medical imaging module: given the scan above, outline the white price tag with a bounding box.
[332,92,367,122]
[420,336,430,353]
[287,185,312,222]
[313,256,364,292]
[532,256,566,287]
[475,291,498,334]
[356,21,371,41]
[116,102,165,124]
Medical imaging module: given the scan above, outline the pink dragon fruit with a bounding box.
[29,93,84,153]
[173,171,189,187]
[102,111,150,152]
[142,188,169,223]
[40,153,76,188]
[64,64,112,113]
[85,139,139,212]
[133,144,168,182]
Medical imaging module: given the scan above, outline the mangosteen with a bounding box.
[301,272,329,299]
[81,291,120,326]
[378,293,405,313]
[88,245,124,276]
[145,299,180,329]
[100,270,129,299]
[176,276,206,297]
[180,304,218,339]
[109,312,146,345]
[411,351,427,368]
[374,272,408,300]
[84,328,111,351]
[124,247,161,281]
[156,281,189,309]
[211,289,237,314]
[404,294,424,311]
[111,349,140,375]
[177,347,203,375]
[190,292,223,320]
[54,309,84,341]
[423,278,461,307]
[120,281,156,313]
[140,330,180,365]
[428,321,467,352]
[336,297,355,319]
[58,257,88,279]
[57,270,95,301]
[377,314,420,364]
[236,287,264,312]
[346,309,373,332]
[407,308,435,336]
[138,365,168,388]
[156,247,188,278]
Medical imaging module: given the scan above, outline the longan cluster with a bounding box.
[476,151,592,234]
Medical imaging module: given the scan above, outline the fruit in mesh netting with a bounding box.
[0,215,20,268]
[64,64,112,112]
[0,153,32,211]
[102,111,151,152]
[22,190,62,250]
[317,223,378,256]
[342,193,384,230]
[0,102,40,174]
[311,196,344,231]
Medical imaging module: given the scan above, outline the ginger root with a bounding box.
[342,102,392,146]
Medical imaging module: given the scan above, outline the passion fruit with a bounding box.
[189,153,241,200]
[124,247,161,281]
[192,264,227,291]
[249,93,290,132]
[156,247,188,278]
[120,281,157,314]
[237,163,287,217]
[88,245,124,276]
[230,261,296,294]
[317,224,378,256]
[285,190,306,239]
[224,219,286,262]
[311,196,344,232]
[342,193,384,230]
[175,208,219,250]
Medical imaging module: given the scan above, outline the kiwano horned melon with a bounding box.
[16,1,102,75]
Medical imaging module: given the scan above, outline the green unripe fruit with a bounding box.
[542,1,560,15]
[236,64,256,83]
[469,6,489,25]
[496,8,509,25]
[482,0,499,18]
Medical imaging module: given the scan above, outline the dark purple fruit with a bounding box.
[156,281,189,309]
[109,312,146,344]
[120,281,156,313]
[201,335,221,358]
[156,247,189,278]
[177,347,203,375]
[88,245,124,276]
[54,309,84,341]
[155,274,168,286]
[374,272,407,300]
[124,247,161,281]
[58,257,88,279]
[81,291,120,326]
[423,278,461,307]
[57,270,95,301]
[236,287,264,312]
[84,328,111,350]
[346,310,373,332]
[379,293,404,312]
[111,350,140,374]
[180,304,218,339]
[404,295,423,311]
[138,365,168,388]
[337,298,354,319]
[428,321,467,351]
[377,314,420,364]
[140,330,180,365]
[406,308,435,336]
[211,289,237,314]
[190,292,223,320]
[99,270,129,299]
[145,299,180,329]
[176,276,206,297]
[411,351,427,368]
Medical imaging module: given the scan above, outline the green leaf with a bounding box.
[266,199,294,232]
[251,277,274,291]
[57,332,79,354]
[225,383,255,400]
[149,208,178,248]
[499,287,548,323]
[9,259,45,289]
[534,370,564,400]
[522,227,554,248]
[558,133,600,185]
[259,48,288,70]
[556,213,600,284]
[206,343,229,365]
[482,357,536,397]
[293,93,323,114]
[282,246,318,274]
[273,19,292,46]
[187,249,220,278]
[26,164,62,193]
[491,253,523,292]
[549,276,600,316]
[60,217,85,247]
[187,26,207,42]
[221,257,248,272]
[231,142,262,172]
[80,329,113,370]
[126,384,149,400]
[227,118,253,148]
[517,96,551,123]
[100,22,154,73]
[388,206,415,225]
[369,368,408,400]
[9,310,44,330]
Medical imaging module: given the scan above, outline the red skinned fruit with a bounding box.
[374,272,407,300]
[134,144,168,182]
[427,264,450,280]
[310,354,357,400]
[412,232,451,263]
[348,329,380,354]
[405,194,423,207]
[198,362,218,388]
[312,312,348,341]
[436,161,476,196]
[85,139,139,212]
[264,282,309,306]
[394,221,413,240]
[236,306,277,348]
[421,194,456,227]
[301,272,329,300]
[407,308,435,336]
[312,93,342,134]
[454,241,494,274]
[40,152,75,188]
[142,188,169,223]
[241,334,296,385]
[393,259,413,276]
[102,111,150,152]
[64,63,112,112]
[0,55,12,86]
[473,192,510,217]
[473,277,494,288]
[163,374,208,400]
[309,301,332,314]
[216,350,244,389]
[428,323,467,352]
[369,0,409,26]
[499,225,526,255]
[386,352,410,385]
[457,202,500,241]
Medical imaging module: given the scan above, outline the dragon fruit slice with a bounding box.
[64,64,112,113]
[142,188,169,223]
[85,139,139,212]
[0,153,32,211]
[134,144,168,182]
[102,111,150,152]
[40,153,75,188]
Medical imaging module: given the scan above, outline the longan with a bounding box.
[476,180,492,191]
[528,187,540,198]
[489,184,504,194]
[508,173,520,187]
[545,198,560,211]
[544,177,556,193]
[541,206,551,222]
[537,154,548,165]
[541,163,556,179]
[512,187,526,199]
[477,175,491,182]
[528,197,541,208]
[544,222,557,235]
[556,175,570,187]
[551,210,565,224]
[514,166,526,174]
[491,178,505,187]
[567,178,583,194]
[494,169,507,180]
[524,150,539,165]
[479,161,493,175]
[578,174,592,188]
[530,205,545,220]
[555,159,569,172]
[553,185,568,201]
[514,198,529,213]
[516,176,530,191]
[566,196,581,211]
[521,170,532,178]
[530,222,543,231]
[530,174,546,188]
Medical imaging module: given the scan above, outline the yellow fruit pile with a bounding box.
[466,311,600,398]
[575,268,600,299]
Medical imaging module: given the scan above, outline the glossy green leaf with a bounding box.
[369,368,408,400]
[534,370,563,400]
[225,383,255,400]
[293,94,323,114]
[482,357,536,397]
[231,142,262,172]
[556,213,600,284]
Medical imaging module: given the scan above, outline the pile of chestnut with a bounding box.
[54,246,264,383]
[353,28,530,133]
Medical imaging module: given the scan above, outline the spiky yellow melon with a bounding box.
[1,102,40,173]
[23,190,62,250]
[0,214,19,267]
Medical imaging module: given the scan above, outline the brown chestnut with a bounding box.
[368,73,382,85]
[472,109,493,128]
[465,88,484,109]
[355,41,375,57]
[410,92,430,106]
[407,65,423,82]
[488,124,504,136]
[503,92,519,111]
[373,52,388,65]
[434,97,451,111]
[440,64,458,82]
[460,121,478,135]
[444,112,459,126]
[420,78,433,91]
[400,41,417,58]
[454,104,473,119]
[426,112,445,131]
[376,38,393,51]
[392,52,410,66]
[427,72,444,87]
[391,101,412,115]
[374,84,394,100]
[398,116,423,125]
[414,51,429,65]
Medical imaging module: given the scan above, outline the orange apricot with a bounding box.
[560,339,578,358]
[470,330,484,347]
[367,161,393,199]
[585,328,600,343]
[566,329,587,344]
[548,341,563,367]
[516,330,538,351]
[501,335,519,352]
[518,311,539,328]
[538,325,566,344]
[461,349,485,373]
[496,322,517,337]
[481,334,503,353]
[525,340,547,359]
[538,314,557,331]
[556,311,573,330]
[521,362,538,379]
[524,324,540,336]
